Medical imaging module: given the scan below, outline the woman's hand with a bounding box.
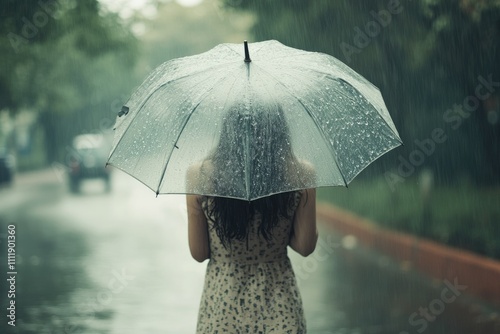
[289,188,318,257]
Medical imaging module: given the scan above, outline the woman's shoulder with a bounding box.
[292,159,316,187]
[186,159,214,192]
[298,159,315,172]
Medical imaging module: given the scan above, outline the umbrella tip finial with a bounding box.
[244,40,251,63]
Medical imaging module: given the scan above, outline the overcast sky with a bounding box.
[99,0,204,19]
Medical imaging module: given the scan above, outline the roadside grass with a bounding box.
[317,177,500,260]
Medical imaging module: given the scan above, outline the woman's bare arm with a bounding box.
[289,188,318,257]
[186,195,210,262]
[186,164,210,262]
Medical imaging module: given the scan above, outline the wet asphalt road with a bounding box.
[0,169,499,334]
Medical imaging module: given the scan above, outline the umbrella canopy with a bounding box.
[107,40,402,200]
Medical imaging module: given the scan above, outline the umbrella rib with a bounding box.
[295,98,349,187]
[108,61,240,163]
[257,51,370,81]
[154,101,202,195]
[244,104,251,200]
[263,63,402,144]
[278,66,402,142]
[154,73,233,195]
[142,60,242,102]
[264,59,382,97]
[254,66,350,187]
[291,76,403,183]
[335,78,403,144]
[105,161,161,194]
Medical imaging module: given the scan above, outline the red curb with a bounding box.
[317,203,500,307]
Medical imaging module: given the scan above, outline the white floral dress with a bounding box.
[196,192,306,334]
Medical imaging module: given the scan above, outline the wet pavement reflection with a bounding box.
[0,170,499,333]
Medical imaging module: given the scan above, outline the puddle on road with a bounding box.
[1,174,499,334]
[0,175,205,334]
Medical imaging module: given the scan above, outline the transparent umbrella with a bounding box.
[107,40,402,200]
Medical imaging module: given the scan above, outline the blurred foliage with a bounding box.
[230,0,500,186]
[232,0,500,258]
[0,0,139,162]
[141,0,254,71]
[318,177,500,260]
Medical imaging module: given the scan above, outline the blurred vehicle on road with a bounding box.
[0,148,15,186]
[68,134,112,193]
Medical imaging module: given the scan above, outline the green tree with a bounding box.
[229,0,500,184]
[0,0,139,162]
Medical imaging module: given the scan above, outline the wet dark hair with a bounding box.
[203,100,302,248]
[207,193,297,248]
